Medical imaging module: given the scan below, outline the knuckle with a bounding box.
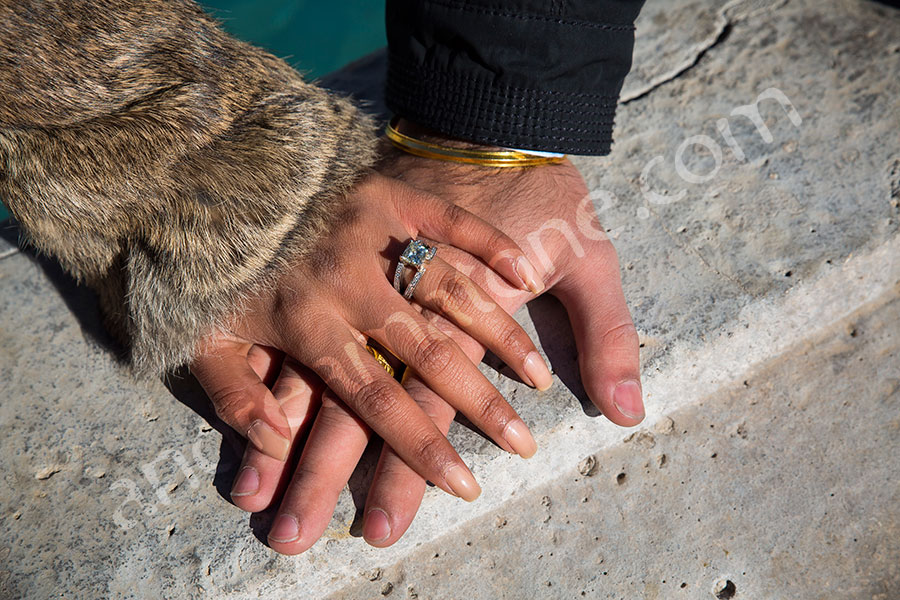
[600,320,640,349]
[494,321,528,354]
[468,388,509,430]
[412,335,455,376]
[210,383,258,422]
[353,379,400,422]
[211,396,235,422]
[441,202,466,231]
[484,227,508,253]
[411,433,448,471]
[437,271,475,314]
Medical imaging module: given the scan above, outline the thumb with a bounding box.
[191,339,292,461]
[551,252,644,426]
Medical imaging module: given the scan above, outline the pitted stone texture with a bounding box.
[0,0,898,598]
[330,291,900,600]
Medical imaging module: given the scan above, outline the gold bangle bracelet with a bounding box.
[385,117,566,168]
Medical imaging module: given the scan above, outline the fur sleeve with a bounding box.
[0,0,378,375]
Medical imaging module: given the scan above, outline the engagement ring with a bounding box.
[393,239,437,300]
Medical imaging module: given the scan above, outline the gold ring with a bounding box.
[365,344,396,378]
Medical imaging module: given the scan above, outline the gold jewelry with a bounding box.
[385,117,566,168]
[365,344,396,378]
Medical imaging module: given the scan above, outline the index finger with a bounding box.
[191,340,293,461]
[397,187,545,294]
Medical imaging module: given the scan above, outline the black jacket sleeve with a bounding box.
[385,0,645,155]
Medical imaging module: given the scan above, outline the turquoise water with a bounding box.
[202,0,385,80]
[0,1,386,222]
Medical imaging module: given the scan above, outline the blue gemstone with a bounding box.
[403,241,430,265]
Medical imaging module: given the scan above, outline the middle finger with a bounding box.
[361,280,538,460]
[405,254,553,392]
[267,389,372,554]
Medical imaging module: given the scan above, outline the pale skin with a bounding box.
[191,126,644,552]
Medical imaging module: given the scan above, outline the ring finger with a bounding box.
[402,254,553,391]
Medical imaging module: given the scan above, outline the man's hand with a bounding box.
[199,132,642,553]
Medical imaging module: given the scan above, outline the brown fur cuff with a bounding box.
[0,0,378,375]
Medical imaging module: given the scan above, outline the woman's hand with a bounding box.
[191,171,553,511]
[211,145,642,554]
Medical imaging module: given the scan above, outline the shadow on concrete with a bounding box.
[0,218,123,360]
[163,363,386,544]
[163,365,307,547]
[163,368,245,493]
[479,294,600,419]
[0,218,277,539]
[529,294,602,418]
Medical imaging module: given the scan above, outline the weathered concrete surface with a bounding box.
[331,286,900,600]
[1,0,898,598]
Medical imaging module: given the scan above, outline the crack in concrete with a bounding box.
[888,157,900,204]
[621,0,789,105]
[0,247,19,261]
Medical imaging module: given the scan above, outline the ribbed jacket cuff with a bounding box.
[386,52,619,155]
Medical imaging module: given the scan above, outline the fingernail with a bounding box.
[363,508,391,543]
[613,380,645,421]
[503,419,538,459]
[268,514,300,543]
[524,351,553,391]
[515,257,545,294]
[247,419,290,461]
[230,466,259,497]
[444,465,481,502]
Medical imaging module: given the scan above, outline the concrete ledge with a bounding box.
[1,0,898,598]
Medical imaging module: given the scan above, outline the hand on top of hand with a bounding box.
[191,170,553,495]
[190,124,643,554]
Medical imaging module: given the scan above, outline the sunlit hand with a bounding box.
[189,170,556,545]
[216,130,642,553]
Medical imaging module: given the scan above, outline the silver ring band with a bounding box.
[393,239,437,300]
